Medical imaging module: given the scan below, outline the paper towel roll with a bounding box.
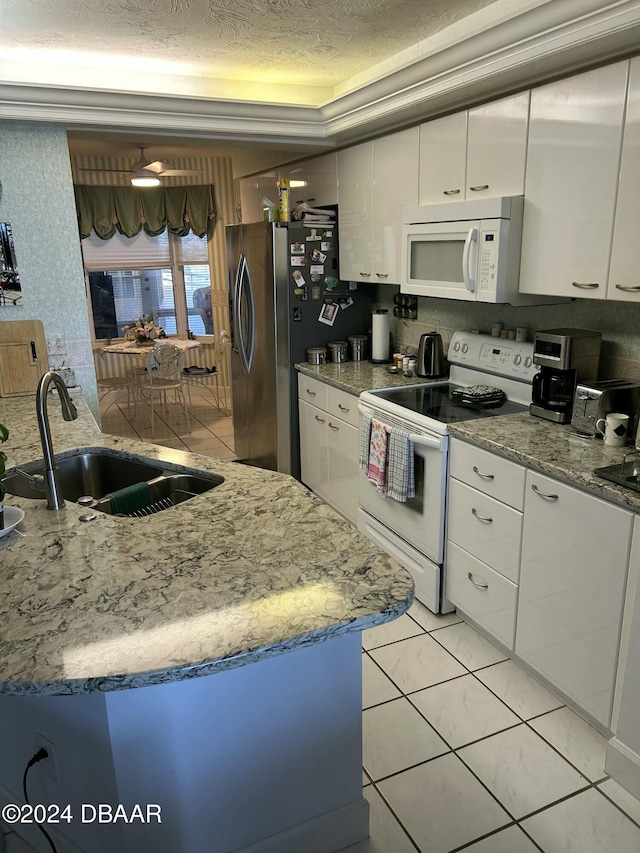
[371,309,390,363]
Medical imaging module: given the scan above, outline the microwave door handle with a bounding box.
[462,227,478,292]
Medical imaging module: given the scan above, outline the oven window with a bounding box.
[410,239,464,282]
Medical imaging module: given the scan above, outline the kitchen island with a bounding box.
[0,394,413,853]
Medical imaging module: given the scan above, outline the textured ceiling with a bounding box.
[1,0,498,93]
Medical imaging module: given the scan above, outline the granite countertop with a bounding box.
[449,413,640,513]
[295,361,438,396]
[298,363,640,513]
[0,395,413,697]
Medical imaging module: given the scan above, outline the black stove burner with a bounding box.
[371,383,527,423]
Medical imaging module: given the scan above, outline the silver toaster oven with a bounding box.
[571,380,640,435]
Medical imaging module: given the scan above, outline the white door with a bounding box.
[373,128,419,285]
[358,422,447,565]
[402,220,481,301]
[419,112,467,204]
[305,153,338,207]
[519,61,628,299]
[608,56,640,301]
[516,470,633,727]
[466,91,530,199]
[325,417,359,525]
[298,399,329,501]
[337,142,374,282]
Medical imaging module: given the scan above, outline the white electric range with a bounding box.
[358,330,538,613]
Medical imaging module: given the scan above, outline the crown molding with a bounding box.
[0,1,638,147]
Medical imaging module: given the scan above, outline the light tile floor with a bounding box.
[98,385,237,460]
[349,600,640,853]
[81,391,640,852]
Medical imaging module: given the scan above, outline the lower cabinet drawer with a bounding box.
[445,542,518,650]
[447,478,522,583]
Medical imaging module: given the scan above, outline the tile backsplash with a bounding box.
[374,286,640,381]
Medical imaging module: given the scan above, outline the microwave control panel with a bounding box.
[478,229,499,293]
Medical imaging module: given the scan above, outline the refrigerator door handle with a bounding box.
[230,256,242,354]
[237,254,255,373]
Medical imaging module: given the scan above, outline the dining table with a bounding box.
[102,337,201,356]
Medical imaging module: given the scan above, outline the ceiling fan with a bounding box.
[79,145,202,186]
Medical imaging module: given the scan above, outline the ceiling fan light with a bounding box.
[131,174,160,187]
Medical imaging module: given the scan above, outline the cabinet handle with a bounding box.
[443,189,461,195]
[315,415,325,423]
[328,422,340,431]
[306,388,316,396]
[615,284,640,292]
[472,465,494,480]
[471,507,493,523]
[531,483,558,500]
[376,273,389,278]
[572,282,600,289]
[338,403,350,412]
[359,272,371,277]
[469,184,489,191]
[468,572,489,590]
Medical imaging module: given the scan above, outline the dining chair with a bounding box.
[183,330,228,413]
[140,344,191,437]
[96,350,137,417]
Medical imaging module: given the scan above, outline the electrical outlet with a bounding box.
[46,336,67,357]
[34,733,58,782]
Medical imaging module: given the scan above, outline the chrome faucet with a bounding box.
[36,371,78,510]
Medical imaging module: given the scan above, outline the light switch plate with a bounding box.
[47,335,67,356]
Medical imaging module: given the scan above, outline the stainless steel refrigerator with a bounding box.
[227,216,374,479]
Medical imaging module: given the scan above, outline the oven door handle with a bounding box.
[357,407,445,451]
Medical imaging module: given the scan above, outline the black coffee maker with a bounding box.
[530,329,602,424]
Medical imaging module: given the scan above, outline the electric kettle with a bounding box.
[417,332,446,378]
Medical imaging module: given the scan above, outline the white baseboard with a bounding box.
[231,798,369,853]
[606,738,640,801]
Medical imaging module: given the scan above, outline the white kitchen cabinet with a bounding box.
[519,61,628,300]
[337,129,419,284]
[337,141,374,282]
[608,56,640,302]
[466,91,530,199]
[419,112,468,204]
[298,375,359,525]
[446,438,526,649]
[373,128,419,283]
[238,172,278,223]
[516,469,633,727]
[418,92,529,204]
[280,153,338,208]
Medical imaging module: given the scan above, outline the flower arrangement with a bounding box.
[122,313,166,345]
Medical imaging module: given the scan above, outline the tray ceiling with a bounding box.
[0,0,499,103]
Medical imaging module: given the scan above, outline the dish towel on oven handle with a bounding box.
[359,414,372,470]
[387,428,415,502]
[366,418,388,493]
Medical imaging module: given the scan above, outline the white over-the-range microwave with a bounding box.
[401,196,558,306]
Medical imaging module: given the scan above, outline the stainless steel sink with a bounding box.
[4,449,224,516]
[594,456,640,493]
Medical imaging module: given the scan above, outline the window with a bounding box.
[82,229,213,340]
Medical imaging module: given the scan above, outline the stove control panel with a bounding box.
[448,331,539,382]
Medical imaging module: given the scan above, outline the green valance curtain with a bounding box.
[74,184,216,240]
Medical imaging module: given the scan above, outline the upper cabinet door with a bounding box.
[304,153,338,207]
[373,128,419,285]
[419,112,467,204]
[337,142,374,282]
[608,57,640,302]
[466,91,530,199]
[519,62,628,299]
